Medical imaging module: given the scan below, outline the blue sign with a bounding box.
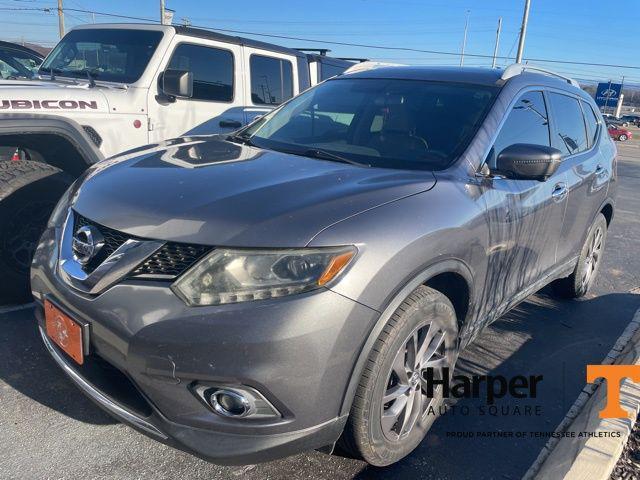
[595,82,622,107]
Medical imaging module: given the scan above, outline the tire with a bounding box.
[619,134,628,141]
[0,161,73,304]
[339,286,458,466]
[552,213,608,299]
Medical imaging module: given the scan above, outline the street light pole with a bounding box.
[492,17,502,68]
[57,0,64,38]
[515,0,531,63]
[160,0,165,24]
[460,10,470,67]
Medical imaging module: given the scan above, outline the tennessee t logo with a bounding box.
[586,365,640,419]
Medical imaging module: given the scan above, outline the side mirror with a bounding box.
[161,69,193,99]
[495,144,562,181]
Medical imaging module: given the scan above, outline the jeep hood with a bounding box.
[72,137,436,247]
[0,79,109,113]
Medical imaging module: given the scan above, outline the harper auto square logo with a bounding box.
[587,365,640,419]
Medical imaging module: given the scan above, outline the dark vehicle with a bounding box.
[31,64,616,467]
[608,124,632,141]
[0,40,43,79]
[619,114,640,127]
[602,115,630,127]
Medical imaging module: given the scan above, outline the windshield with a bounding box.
[0,48,42,79]
[242,78,498,170]
[39,29,163,83]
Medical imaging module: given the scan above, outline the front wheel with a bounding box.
[619,134,628,141]
[339,286,458,466]
[552,213,607,299]
[0,161,73,304]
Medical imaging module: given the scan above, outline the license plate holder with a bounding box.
[44,299,89,365]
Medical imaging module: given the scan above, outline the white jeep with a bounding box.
[0,23,355,303]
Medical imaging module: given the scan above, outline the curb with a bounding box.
[523,307,640,479]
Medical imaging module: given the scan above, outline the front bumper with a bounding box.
[31,226,378,464]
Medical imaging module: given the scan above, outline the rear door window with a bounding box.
[548,93,589,155]
[490,91,550,168]
[168,44,234,102]
[250,55,293,105]
[581,100,600,147]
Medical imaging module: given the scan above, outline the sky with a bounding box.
[1,0,639,84]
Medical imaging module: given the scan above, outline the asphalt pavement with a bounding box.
[1,141,639,480]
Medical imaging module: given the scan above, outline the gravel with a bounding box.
[610,413,640,480]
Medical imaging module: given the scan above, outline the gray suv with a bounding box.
[31,64,616,467]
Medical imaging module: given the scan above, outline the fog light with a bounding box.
[211,389,251,417]
[192,384,281,419]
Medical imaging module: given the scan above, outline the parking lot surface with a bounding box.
[1,140,640,480]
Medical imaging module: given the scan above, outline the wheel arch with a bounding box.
[0,115,103,177]
[339,258,474,417]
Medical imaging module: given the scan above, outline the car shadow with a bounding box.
[352,291,640,480]
[0,306,116,425]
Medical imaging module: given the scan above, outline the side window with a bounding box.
[490,91,550,168]
[168,44,234,102]
[581,100,600,147]
[250,55,293,105]
[548,93,588,156]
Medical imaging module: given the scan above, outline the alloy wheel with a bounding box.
[381,321,450,441]
[580,225,604,290]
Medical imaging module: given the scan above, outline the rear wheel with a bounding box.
[552,213,607,299]
[619,134,628,141]
[339,286,458,466]
[0,161,73,304]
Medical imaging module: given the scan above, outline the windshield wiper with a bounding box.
[226,133,257,147]
[302,148,370,167]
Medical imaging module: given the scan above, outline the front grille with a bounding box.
[72,211,210,279]
[132,243,211,277]
[74,212,130,272]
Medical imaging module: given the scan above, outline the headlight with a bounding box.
[171,246,356,306]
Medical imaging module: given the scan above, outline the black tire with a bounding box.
[552,213,608,299]
[619,134,628,142]
[0,161,73,304]
[339,286,458,466]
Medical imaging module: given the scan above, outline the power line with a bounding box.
[2,5,640,72]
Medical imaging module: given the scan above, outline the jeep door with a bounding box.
[147,37,245,140]
[480,90,568,319]
[549,94,612,265]
[242,48,299,125]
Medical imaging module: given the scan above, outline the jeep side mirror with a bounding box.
[495,144,562,181]
[161,69,193,100]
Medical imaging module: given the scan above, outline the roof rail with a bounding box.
[295,48,331,56]
[501,63,580,88]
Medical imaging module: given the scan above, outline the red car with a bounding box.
[608,125,632,141]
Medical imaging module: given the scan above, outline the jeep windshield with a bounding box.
[39,29,163,84]
[241,78,497,170]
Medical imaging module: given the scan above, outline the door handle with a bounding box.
[219,119,242,129]
[552,183,568,201]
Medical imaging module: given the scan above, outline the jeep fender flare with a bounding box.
[339,258,474,417]
[0,114,104,171]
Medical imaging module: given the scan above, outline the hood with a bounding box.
[72,137,436,247]
[0,79,109,113]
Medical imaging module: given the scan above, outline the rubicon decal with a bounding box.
[0,100,98,110]
[587,364,640,418]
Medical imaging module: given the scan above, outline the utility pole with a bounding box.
[515,0,531,63]
[57,0,64,38]
[160,0,165,24]
[460,10,470,67]
[492,17,502,68]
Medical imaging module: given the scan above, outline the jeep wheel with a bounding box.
[339,286,458,466]
[0,161,72,304]
[552,213,607,299]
